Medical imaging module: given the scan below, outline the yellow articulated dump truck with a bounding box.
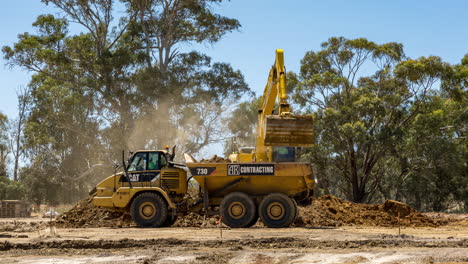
[93,50,315,228]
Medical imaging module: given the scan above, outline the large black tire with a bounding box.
[162,215,178,227]
[244,212,258,228]
[259,193,297,228]
[291,198,299,226]
[220,192,257,228]
[130,192,168,228]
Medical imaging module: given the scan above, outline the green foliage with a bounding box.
[126,0,240,44]
[401,96,466,211]
[293,36,464,208]
[442,54,468,102]
[0,176,26,200]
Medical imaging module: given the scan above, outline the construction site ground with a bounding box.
[1,216,467,264]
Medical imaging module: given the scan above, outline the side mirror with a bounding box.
[113,162,121,170]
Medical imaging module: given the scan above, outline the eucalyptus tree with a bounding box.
[293,37,452,203]
[2,0,249,202]
[124,0,247,151]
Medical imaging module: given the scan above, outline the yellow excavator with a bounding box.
[230,49,314,163]
[92,50,315,228]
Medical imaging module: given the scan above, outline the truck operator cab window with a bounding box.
[148,152,162,170]
[128,152,147,172]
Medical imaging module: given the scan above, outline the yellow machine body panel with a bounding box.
[188,162,314,199]
[111,187,176,209]
[238,147,255,162]
[227,147,254,163]
[93,167,185,209]
[238,153,253,162]
[160,167,188,193]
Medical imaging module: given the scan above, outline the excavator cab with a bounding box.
[272,147,295,162]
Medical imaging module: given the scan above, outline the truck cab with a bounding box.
[93,150,188,227]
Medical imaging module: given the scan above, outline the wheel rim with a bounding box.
[267,202,285,220]
[139,202,157,220]
[228,201,246,219]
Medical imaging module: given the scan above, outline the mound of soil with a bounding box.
[55,197,221,228]
[294,195,439,227]
[56,194,440,228]
[199,155,231,163]
[55,197,134,228]
[173,213,222,228]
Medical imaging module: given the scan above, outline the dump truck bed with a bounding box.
[187,162,314,197]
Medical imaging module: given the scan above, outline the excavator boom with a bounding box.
[256,50,314,160]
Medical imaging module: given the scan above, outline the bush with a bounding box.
[0,176,26,200]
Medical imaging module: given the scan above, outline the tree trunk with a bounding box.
[349,148,365,203]
[13,158,19,181]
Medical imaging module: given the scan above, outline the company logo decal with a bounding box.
[227,164,275,176]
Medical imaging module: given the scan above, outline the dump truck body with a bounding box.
[188,162,314,198]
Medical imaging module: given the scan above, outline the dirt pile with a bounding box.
[55,197,221,228]
[173,213,222,228]
[294,195,438,227]
[200,155,231,163]
[55,197,134,228]
[56,195,441,228]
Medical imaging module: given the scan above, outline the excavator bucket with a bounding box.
[264,115,314,146]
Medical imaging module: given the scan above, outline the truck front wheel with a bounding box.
[130,192,168,228]
[162,215,178,227]
[220,192,257,228]
[259,193,297,228]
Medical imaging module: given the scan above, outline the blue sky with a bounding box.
[1,0,467,119]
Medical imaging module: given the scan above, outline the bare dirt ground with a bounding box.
[1,217,467,264]
[2,196,467,263]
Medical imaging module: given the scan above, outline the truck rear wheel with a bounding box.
[130,192,168,228]
[244,212,258,228]
[220,192,257,228]
[259,193,297,228]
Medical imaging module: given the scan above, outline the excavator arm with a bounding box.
[255,50,314,162]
